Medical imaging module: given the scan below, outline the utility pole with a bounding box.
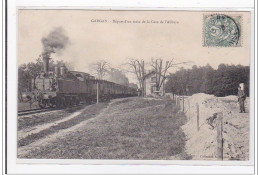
[155,59,158,91]
[97,80,99,104]
[158,59,163,91]
[142,60,145,97]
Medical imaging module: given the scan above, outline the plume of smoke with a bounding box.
[41,27,69,58]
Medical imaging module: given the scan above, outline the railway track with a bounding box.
[18,103,85,116]
[18,108,54,116]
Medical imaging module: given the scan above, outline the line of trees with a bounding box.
[165,64,249,97]
[125,58,188,96]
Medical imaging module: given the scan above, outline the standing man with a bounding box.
[237,86,246,113]
[137,88,141,97]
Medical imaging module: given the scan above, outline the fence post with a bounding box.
[97,81,99,104]
[188,99,190,120]
[182,95,185,112]
[217,112,223,160]
[196,103,199,131]
[177,97,179,109]
[178,97,180,110]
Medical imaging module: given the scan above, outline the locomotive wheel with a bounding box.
[86,97,92,105]
[56,98,62,108]
[63,97,67,107]
[49,99,55,108]
[72,97,77,106]
[75,97,80,105]
[70,97,74,106]
[70,97,75,106]
[85,97,89,104]
[64,97,71,107]
[106,95,111,102]
[38,99,46,108]
[68,97,73,106]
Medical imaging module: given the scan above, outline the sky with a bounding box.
[18,10,251,83]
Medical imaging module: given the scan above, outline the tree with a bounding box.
[165,64,249,97]
[90,60,110,80]
[18,58,43,95]
[199,64,215,94]
[18,59,43,102]
[27,62,43,88]
[125,58,145,96]
[18,64,29,102]
[150,58,189,92]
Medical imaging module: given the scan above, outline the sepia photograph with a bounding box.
[17,10,252,161]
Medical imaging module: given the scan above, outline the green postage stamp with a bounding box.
[203,14,242,47]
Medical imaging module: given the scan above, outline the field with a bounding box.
[17,94,250,160]
[18,97,189,159]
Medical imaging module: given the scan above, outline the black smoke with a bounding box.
[41,27,69,58]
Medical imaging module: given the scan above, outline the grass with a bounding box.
[19,97,190,160]
[18,105,86,131]
[18,103,108,147]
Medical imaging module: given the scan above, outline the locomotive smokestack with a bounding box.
[41,27,69,74]
[43,56,50,74]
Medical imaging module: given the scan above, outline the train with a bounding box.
[23,57,138,108]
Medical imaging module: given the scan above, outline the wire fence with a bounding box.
[173,94,224,160]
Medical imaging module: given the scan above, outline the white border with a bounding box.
[6,0,256,174]
[17,6,254,11]
[1,0,6,174]
[15,0,254,9]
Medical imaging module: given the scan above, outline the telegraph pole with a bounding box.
[97,80,99,104]
[142,60,145,97]
[155,59,158,91]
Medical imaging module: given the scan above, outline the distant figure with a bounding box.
[137,89,141,97]
[237,87,246,113]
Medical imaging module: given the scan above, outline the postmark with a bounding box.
[203,14,241,47]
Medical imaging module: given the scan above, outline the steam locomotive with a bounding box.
[25,57,137,108]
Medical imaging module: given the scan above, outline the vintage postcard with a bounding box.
[17,10,252,162]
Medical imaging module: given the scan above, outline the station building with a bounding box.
[143,70,165,97]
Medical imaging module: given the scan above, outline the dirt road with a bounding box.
[18,97,189,160]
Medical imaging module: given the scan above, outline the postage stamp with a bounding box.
[203,14,242,47]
